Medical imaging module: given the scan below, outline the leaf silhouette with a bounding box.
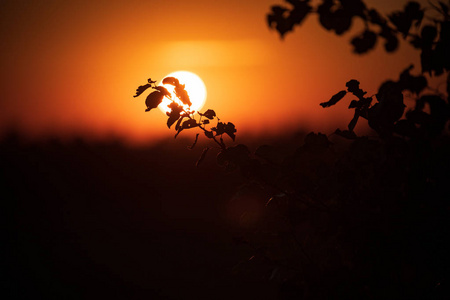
[204,131,214,139]
[267,6,293,38]
[379,26,399,52]
[201,109,216,120]
[196,147,210,167]
[162,77,192,106]
[181,119,199,130]
[145,91,164,112]
[175,85,192,107]
[134,83,152,98]
[340,0,367,17]
[320,90,347,108]
[388,2,423,38]
[212,122,225,135]
[368,81,405,136]
[368,9,385,25]
[318,1,352,35]
[175,116,186,131]
[154,86,171,97]
[167,102,183,128]
[346,79,367,99]
[288,0,311,25]
[224,122,237,141]
[162,77,180,86]
[415,95,450,135]
[213,122,237,141]
[174,118,199,138]
[398,65,427,94]
[351,30,377,54]
[348,100,359,108]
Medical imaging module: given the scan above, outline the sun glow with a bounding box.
[158,71,207,115]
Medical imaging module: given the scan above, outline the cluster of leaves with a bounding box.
[204,1,450,298]
[267,0,450,138]
[268,0,450,71]
[231,132,450,299]
[321,65,450,139]
[132,3,450,297]
[134,77,238,167]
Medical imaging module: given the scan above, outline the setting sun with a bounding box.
[158,71,207,115]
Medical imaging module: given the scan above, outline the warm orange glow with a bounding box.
[158,71,207,115]
[0,1,425,145]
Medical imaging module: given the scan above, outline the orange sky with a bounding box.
[0,0,424,145]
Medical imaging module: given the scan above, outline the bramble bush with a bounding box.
[134,1,450,298]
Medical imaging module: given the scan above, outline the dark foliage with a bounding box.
[129,1,450,298]
[319,90,347,107]
[191,1,450,298]
[267,0,450,70]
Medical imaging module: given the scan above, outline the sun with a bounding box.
[158,71,207,115]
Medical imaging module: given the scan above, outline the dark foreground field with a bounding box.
[2,133,291,299]
[3,130,450,299]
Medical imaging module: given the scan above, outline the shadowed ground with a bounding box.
[2,133,290,299]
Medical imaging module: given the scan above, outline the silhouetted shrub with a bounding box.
[133,1,450,298]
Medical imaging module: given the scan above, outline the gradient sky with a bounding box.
[0,0,424,144]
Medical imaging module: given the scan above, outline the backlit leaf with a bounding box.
[379,27,399,52]
[175,116,186,131]
[212,122,225,135]
[154,86,171,96]
[134,83,152,98]
[167,102,183,128]
[346,79,367,99]
[398,65,427,94]
[224,122,237,141]
[348,100,359,108]
[351,30,377,54]
[175,85,192,106]
[388,2,423,38]
[162,77,180,86]
[318,1,352,35]
[204,131,214,139]
[320,90,347,107]
[202,109,216,120]
[145,91,164,112]
[368,9,385,25]
[181,119,199,130]
[267,6,292,38]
